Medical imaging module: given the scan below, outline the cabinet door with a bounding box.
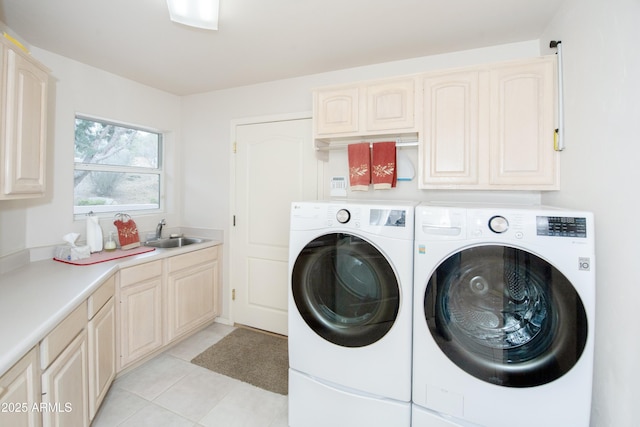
[88,298,115,421]
[1,46,48,197]
[489,57,557,188]
[366,78,416,132]
[166,261,218,343]
[420,70,480,187]
[314,87,359,136]
[119,278,162,369]
[0,347,42,427]
[41,331,89,427]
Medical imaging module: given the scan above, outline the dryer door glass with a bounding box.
[423,245,588,387]
[292,233,400,347]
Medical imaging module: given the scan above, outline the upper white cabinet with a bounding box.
[365,79,417,132]
[314,87,359,136]
[421,69,481,186]
[488,58,557,188]
[313,77,419,140]
[0,37,50,199]
[419,56,558,190]
[312,55,559,190]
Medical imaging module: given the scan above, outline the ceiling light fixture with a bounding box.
[166,0,219,30]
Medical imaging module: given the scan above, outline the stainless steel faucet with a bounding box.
[156,219,166,239]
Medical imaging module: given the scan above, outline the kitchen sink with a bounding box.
[144,237,209,248]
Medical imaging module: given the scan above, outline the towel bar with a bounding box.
[315,139,419,151]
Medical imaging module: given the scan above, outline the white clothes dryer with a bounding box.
[288,200,416,427]
[412,203,595,427]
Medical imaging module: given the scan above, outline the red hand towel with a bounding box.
[114,213,141,250]
[372,142,397,189]
[348,143,371,191]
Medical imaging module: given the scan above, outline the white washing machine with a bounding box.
[412,203,595,427]
[288,200,416,427]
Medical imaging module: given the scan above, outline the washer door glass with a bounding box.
[292,233,400,347]
[424,245,588,387]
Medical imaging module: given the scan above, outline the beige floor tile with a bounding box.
[91,387,148,427]
[117,402,196,427]
[114,353,198,400]
[90,323,289,426]
[198,382,288,427]
[153,367,241,421]
[268,405,289,427]
[165,323,234,361]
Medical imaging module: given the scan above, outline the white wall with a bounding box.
[540,0,640,425]
[180,41,542,333]
[181,40,543,228]
[5,11,635,422]
[0,48,183,256]
[0,40,541,258]
[182,12,640,421]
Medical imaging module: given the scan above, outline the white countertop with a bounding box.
[0,239,221,377]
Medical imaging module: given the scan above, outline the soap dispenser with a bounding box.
[105,231,117,252]
[86,212,103,253]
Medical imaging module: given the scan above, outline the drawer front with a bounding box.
[41,300,87,369]
[168,246,218,273]
[88,275,115,319]
[119,260,162,287]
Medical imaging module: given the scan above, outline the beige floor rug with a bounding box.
[191,327,288,395]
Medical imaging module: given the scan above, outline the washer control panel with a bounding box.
[416,205,593,246]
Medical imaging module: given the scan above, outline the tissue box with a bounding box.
[54,245,91,261]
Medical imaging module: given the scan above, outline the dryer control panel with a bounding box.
[536,216,588,238]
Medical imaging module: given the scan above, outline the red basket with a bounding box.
[113,213,141,250]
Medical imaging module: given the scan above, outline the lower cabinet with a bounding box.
[166,246,219,343]
[0,245,220,427]
[0,347,42,427]
[40,302,88,427]
[41,331,89,427]
[117,246,220,371]
[118,260,163,370]
[87,277,116,421]
[38,275,116,427]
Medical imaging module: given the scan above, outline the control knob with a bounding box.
[336,209,351,224]
[488,216,509,233]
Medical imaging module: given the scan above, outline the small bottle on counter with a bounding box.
[105,231,117,252]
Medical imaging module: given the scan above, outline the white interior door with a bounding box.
[231,117,321,335]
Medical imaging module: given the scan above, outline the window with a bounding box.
[74,116,163,215]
